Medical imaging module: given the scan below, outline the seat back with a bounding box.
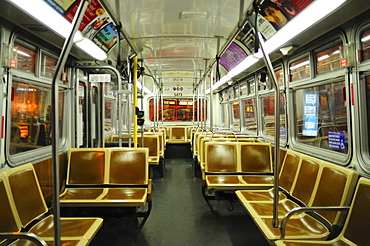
[311,162,358,225]
[67,148,106,185]
[170,127,186,141]
[138,135,159,159]
[0,173,20,235]
[109,148,149,185]
[278,150,301,193]
[343,177,370,245]
[290,155,321,205]
[238,143,272,173]
[205,142,237,173]
[4,164,48,228]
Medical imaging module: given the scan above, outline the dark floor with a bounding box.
[90,158,269,246]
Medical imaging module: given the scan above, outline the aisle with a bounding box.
[91,158,269,246]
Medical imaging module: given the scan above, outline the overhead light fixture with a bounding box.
[180,11,207,21]
[8,0,107,61]
[206,0,347,94]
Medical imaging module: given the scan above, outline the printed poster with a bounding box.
[219,42,248,71]
[44,0,121,52]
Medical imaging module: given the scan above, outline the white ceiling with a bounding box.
[106,0,248,88]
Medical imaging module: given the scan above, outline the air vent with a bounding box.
[180,11,207,21]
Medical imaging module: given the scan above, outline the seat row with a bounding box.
[201,141,274,211]
[60,147,152,229]
[236,150,361,245]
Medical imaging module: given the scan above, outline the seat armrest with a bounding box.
[280,206,350,239]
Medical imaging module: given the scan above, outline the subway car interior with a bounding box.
[1,0,370,245]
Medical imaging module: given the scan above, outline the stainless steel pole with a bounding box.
[51,1,90,245]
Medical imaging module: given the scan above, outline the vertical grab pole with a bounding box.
[133,56,138,147]
[256,31,281,228]
[51,1,89,245]
[209,69,214,130]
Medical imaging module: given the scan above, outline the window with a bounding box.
[290,56,310,81]
[361,29,370,61]
[243,98,257,132]
[316,43,343,74]
[13,42,37,74]
[104,99,114,132]
[240,83,248,95]
[275,68,284,86]
[149,98,206,122]
[40,53,57,78]
[10,82,64,155]
[294,81,348,153]
[232,101,240,128]
[261,93,286,139]
[365,76,370,154]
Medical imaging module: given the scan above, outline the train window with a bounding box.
[40,52,57,78]
[294,81,348,153]
[13,42,37,74]
[248,81,255,94]
[365,76,370,154]
[361,29,370,61]
[149,98,206,122]
[232,101,240,128]
[316,43,343,74]
[10,82,64,155]
[289,56,310,81]
[240,83,248,95]
[104,99,114,132]
[261,93,286,139]
[243,98,257,132]
[221,103,230,128]
[275,68,284,86]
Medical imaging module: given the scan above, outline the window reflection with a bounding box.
[14,43,36,74]
[10,82,64,154]
[316,44,342,74]
[361,30,370,61]
[290,56,310,81]
[294,81,347,153]
[261,93,286,138]
[243,98,257,132]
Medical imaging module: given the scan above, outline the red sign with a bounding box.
[340,58,348,68]
[10,59,16,68]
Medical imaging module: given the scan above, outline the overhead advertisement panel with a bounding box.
[236,0,314,49]
[219,42,248,72]
[44,0,122,52]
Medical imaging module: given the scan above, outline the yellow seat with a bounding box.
[0,164,102,245]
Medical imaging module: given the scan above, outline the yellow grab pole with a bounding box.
[133,56,138,148]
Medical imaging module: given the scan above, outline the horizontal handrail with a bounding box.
[280,206,350,239]
[0,232,47,246]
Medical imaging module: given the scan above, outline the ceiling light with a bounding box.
[8,0,107,61]
[180,11,207,21]
[206,0,347,93]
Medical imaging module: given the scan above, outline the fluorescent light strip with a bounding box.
[9,0,107,61]
[207,0,347,94]
[263,0,347,54]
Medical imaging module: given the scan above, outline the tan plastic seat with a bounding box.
[205,142,274,190]
[0,164,102,245]
[60,148,150,207]
[240,155,321,218]
[253,162,358,242]
[236,150,301,203]
[275,177,370,246]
